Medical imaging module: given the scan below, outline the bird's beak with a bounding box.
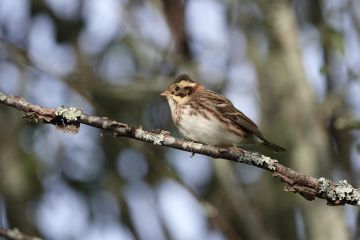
[160,90,169,97]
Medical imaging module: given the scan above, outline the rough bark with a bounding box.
[1,91,359,206]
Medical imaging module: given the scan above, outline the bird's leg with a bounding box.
[184,138,201,157]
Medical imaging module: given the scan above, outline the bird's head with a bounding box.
[160,74,203,105]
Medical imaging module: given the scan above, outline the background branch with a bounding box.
[0,227,41,240]
[1,91,359,206]
[335,118,360,130]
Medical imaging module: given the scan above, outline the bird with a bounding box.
[160,74,286,152]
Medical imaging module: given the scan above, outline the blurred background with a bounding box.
[0,0,360,239]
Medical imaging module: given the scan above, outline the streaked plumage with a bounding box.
[161,74,286,152]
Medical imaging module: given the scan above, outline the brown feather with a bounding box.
[174,74,195,84]
[196,90,265,140]
[162,74,286,152]
[198,90,286,152]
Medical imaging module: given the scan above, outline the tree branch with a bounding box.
[335,118,360,130]
[0,227,41,240]
[1,91,360,206]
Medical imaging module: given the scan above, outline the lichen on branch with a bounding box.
[1,91,360,206]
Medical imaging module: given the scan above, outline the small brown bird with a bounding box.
[160,74,286,152]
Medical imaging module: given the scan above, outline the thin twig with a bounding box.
[0,227,41,240]
[0,91,359,206]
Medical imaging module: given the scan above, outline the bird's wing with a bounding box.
[199,90,265,140]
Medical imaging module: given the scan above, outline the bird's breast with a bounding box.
[176,105,246,146]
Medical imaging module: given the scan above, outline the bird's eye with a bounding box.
[175,86,180,91]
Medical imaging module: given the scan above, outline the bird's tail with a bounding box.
[262,140,286,153]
